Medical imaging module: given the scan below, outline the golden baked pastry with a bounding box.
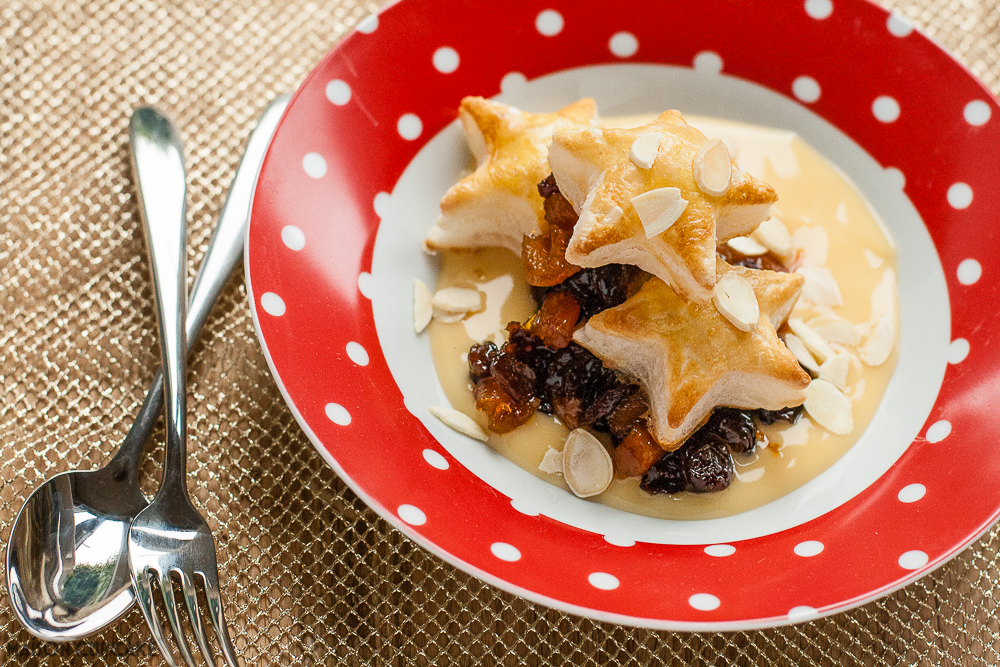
[573,259,809,450]
[548,110,777,303]
[424,97,599,254]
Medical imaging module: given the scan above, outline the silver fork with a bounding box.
[127,106,238,667]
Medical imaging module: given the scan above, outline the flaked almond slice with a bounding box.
[562,428,613,498]
[752,216,792,258]
[804,379,853,435]
[784,333,820,374]
[433,310,468,324]
[538,447,564,475]
[807,314,861,346]
[795,264,843,307]
[428,406,489,442]
[861,314,895,366]
[628,132,662,169]
[432,286,482,314]
[788,317,836,363]
[726,236,768,256]
[693,138,732,196]
[413,279,432,333]
[818,353,850,390]
[630,187,688,238]
[713,273,760,332]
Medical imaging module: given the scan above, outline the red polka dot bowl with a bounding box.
[246,0,1000,629]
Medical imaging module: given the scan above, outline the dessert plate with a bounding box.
[246,0,1000,629]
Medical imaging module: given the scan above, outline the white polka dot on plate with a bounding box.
[609,31,638,58]
[345,341,369,366]
[588,572,619,590]
[509,498,540,516]
[964,100,992,126]
[884,167,906,190]
[490,542,522,562]
[957,259,982,285]
[373,191,391,218]
[898,550,929,570]
[535,9,564,36]
[302,152,328,178]
[357,271,373,299]
[356,13,378,33]
[872,96,900,123]
[792,76,821,103]
[704,544,736,557]
[898,483,926,503]
[422,448,449,470]
[886,14,913,37]
[397,114,423,140]
[281,225,305,251]
[397,504,426,526]
[603,535,636,547]
[693,51,723,74]
[925,420,951,443]
[325,79,351,106]
[805,0,833,19]
[260,292,286,316]
[688,593,721,611]
[787,606,818,621]
[325,402,352,426]
[501,72,528,94]
[794,540,824,557]
[948,338,970,364]
[947,182,973,209]
[432,47,459,73]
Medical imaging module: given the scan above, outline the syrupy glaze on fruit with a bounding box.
[428,115,899,521]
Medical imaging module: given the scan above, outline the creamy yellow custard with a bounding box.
[428,115,898,521]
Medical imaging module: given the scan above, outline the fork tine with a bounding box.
[201,574,240,667]
[159,571,198,667]
[135,569,181,667]
[180,571,215,666]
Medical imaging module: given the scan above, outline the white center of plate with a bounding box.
[369,64,949,545]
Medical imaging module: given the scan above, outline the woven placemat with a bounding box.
[2,0,999,664]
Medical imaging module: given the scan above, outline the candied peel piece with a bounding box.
[612,421,664,478]
[473,377,535,433]
[528,291,580,349]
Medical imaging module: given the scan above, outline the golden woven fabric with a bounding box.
[2,0,999,664]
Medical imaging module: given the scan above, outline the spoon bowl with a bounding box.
[5,95,289,642]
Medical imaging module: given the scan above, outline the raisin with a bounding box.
[468,341,498,380]
[529,291,580,349]
[605,389,649,439]
[473,378,535,433]
[641,449,688,495]
[717,244,789,272]
[614,421,664,478]
[756,405,804,425]
[537,173,560,199]
[490,354,536,404]
[683,435,735,493]
[543,343,616,409]
[556,264,640,319]
[542,185,578,232]
[579,383,635,429]
[701,408,757,454]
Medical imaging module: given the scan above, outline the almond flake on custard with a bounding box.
[574,259,808,450]
[562,429,613,498]
[413,280,433,333]
[548,110,777,304]
[818,353,851,390]
[424,97,598,254]
[804,379,853,435]
[726,236,768,256]
[787,317,835,363]
[784,333,820,374]
[861,314,895,366]
[752,216,792,258]
[429,406,489,442]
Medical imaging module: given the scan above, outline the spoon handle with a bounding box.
[129,107,189,492]
[112,95,290,481]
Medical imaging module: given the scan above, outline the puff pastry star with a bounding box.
[574,260,809,450]
[548,110,777,303]
[424,97,598,254]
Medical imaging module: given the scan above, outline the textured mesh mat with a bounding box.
[2,0,1000,665]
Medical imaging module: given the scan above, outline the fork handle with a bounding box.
[129,107,189,493]
[111,96,290,483]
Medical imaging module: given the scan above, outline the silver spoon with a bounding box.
[6,95,289,642]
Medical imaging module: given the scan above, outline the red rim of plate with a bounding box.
[246,0,1000,630]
